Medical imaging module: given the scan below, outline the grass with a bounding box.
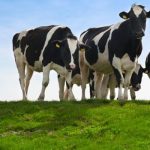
[0,100,150,150]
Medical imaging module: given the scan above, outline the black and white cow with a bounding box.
[13,25,79,101]
[101,63,146,100]
[79,4,150,102]
[145,52,150,78]
[57,51,95,100]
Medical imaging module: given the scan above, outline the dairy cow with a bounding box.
[57,53,95,100]
[13,25,79,100]
[101,64,146,100]
[79,4,150,102]
[145,52,150,78]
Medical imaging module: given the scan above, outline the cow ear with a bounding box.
[52,40,62,48]
[146,11,150,18]
[79,44,90,52]
[119,11,129,19]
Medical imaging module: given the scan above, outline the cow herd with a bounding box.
[13,4,150,103]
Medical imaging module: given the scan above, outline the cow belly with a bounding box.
[89,54,113,73]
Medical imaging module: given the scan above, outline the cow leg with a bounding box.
[95,72,103,99]
[130,88,136,100]
[89,79,95,98]
[80,65,89,100]
[25,66,33,95]
[110,87,115,100]
[64,84,69,100]
[58,75,65,101]
[38,65,50,101]
[65,73,75,101]
[124,70,134,100]
[101,75,109,99]
[113,68,124,101]
[89,70,95,98]
[15,56,27,100]
[109,74,116,100]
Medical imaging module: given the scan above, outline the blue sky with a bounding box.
[0,0,150,100]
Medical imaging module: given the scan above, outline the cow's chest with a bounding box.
[112,53,137,71]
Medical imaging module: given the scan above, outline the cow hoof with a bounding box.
[60,99,68,102]
[68,97,76,101]
[131,97,136,100]
[110,96,115,100]
[38,96,44,101]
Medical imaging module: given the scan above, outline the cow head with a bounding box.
[144,52,150,78]
[119,4,150,39]
[53,35,78,71]
[131,64,144,91]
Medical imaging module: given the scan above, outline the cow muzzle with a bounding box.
[133,84,141,91]
[136,31,145,39]
[66,63,76,71]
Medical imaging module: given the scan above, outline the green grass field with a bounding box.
[0,100,150,150]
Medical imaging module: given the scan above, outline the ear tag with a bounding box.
[56,43,60,48]
[80,48,85,52]
[123,15,127,19]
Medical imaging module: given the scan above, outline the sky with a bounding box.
[0,0,150,101]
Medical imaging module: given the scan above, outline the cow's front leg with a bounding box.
[124,70,134,100]
[109,74,116,100]
[25,66,33,95]
[38,66,50,101]
[58,75,65,101]
[65,72,75,101]
[113,68,124,101]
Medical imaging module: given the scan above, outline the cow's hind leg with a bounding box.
[15,56,27,100]
[25,66,33,96]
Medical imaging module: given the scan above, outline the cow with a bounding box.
[101,63,146,100]
[79,4,150,103]
[57,53,95,100]
[145,52,150,78]
[13,25,79,101]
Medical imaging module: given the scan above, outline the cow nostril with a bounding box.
[136,31,144,38]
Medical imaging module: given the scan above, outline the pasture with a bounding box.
[0,100,150,150]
